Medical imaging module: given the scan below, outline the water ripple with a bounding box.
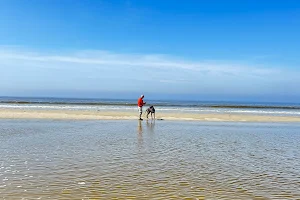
[0,120,299,199]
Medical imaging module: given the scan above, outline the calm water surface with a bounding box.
[0,120,300,200]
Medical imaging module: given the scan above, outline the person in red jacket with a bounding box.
[137,95,146,120]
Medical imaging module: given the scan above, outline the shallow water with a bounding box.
[1,96,300,117]
[0,120,299,200]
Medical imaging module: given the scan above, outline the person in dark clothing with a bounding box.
[146,105,155,119]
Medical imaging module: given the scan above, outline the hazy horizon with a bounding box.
[1,92,300,104]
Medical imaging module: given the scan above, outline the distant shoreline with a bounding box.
[1,109,300,122]
[1,100,300,109]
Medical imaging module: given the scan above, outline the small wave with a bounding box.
[209,105,300,109]
[0,104,137,110]
[1,100,300,110]
[1,104,300,116]
[0,100,138,106]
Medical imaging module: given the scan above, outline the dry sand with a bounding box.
[0,109,300,122]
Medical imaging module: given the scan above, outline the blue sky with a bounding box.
[0,0,300,102]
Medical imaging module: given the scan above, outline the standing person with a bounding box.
[137,95,146,120]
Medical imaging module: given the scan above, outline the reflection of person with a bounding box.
[146,106,155,119]
[146,119,155,134]
[137,95,146,120]
[137,120,143,147]
[137,120,143,134]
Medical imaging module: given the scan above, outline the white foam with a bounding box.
[204,118,223,121]
[1,103,300,116]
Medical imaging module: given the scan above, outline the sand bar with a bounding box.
[0,109,300,122]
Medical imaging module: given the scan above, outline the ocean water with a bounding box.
[0,120,299,199]
[1,96,300,116]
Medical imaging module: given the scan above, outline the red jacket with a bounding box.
[137,98,145,107]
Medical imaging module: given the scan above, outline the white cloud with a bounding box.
[0,46,278,76]
[0,46,298,96]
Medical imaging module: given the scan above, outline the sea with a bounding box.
[1,96,300,116]
[1,97,300,199]
[0,120,299,199]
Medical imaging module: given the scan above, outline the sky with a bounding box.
[0,0,300,102]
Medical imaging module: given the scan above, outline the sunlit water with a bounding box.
[0,120,299,200]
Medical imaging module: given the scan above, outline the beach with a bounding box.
[1,97,300,199]
[1,108,300,122]
[1,120,300,199]
[2,0,300,199]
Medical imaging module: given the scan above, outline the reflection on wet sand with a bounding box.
[137,120,143,147]
[137,120,143,134]
[146,119,155,134]
[1,120,300,199]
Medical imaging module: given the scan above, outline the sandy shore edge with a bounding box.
[0,109,300,122]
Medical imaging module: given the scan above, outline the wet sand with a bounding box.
[0,108,300,122]
[1,120,300,199]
